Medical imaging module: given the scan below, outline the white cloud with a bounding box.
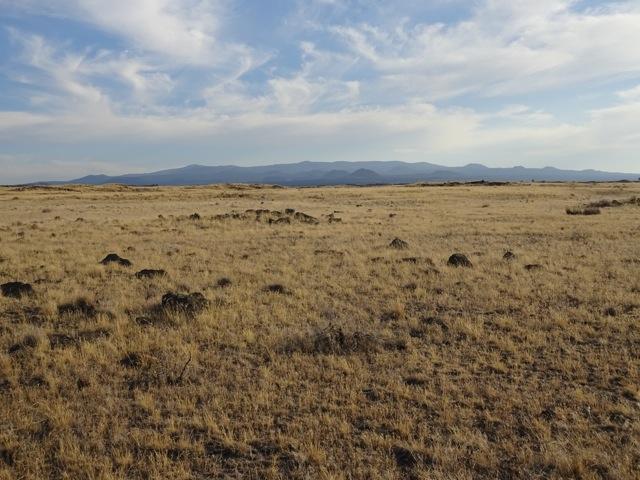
[5,0,225,65]
[330,0,640,100]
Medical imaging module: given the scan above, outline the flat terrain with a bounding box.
[0,182,639,479]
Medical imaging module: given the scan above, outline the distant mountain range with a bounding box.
[33,161,640,186]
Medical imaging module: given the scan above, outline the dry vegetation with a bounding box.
[1,181,639,479]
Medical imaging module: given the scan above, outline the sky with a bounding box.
[1,0,640,183]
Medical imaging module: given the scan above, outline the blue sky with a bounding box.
[1,0,640,182]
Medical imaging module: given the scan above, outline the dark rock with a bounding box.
[503,251,516,261]
[524,264,543,271]
[135,269,166,279]
[161,292,209,315]
[100,253,132,267]
[447,253,473,267]
[1,281,34,298]
[285,208,296,215]
[189,213,201,220]
[603,307,617,317]
[389,238,409,249]
[216,277,232,288]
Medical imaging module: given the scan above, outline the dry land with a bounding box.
[0,182,639,479]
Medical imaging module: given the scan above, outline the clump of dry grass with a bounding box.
[566,206,601,215]
[0,181,639,479]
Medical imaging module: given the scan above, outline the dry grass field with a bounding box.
[0,182,639,480]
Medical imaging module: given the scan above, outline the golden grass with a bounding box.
[0,182,639,479]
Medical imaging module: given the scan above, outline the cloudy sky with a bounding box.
[1,0,640,182]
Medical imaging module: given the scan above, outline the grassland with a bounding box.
[0,182,639,480]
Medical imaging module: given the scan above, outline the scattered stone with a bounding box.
[100,253,132,267]
[135,269,166,279]
[161,292,209,315]
[1,281,34,299]
[264,284,288,294]
[216,277,232,288]
[58,298,98,318]
[524,264,543,271]
[189,213,201,220]
[389,238,409,249]
[503,251,516,261]
[120,352,142,368]
[447,253,473,268]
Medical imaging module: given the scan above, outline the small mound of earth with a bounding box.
[58,298,98,318]
[389,238,409,249]
[135,269,166,279]
[524,264,543,271]
[1,281,34,299]
[447,253,473,268]
[100,253,132,267]
[161,292,209,315]
[264,284,289,294]
[503,251,516,261]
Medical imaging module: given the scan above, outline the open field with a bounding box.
[0,182,639,479]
